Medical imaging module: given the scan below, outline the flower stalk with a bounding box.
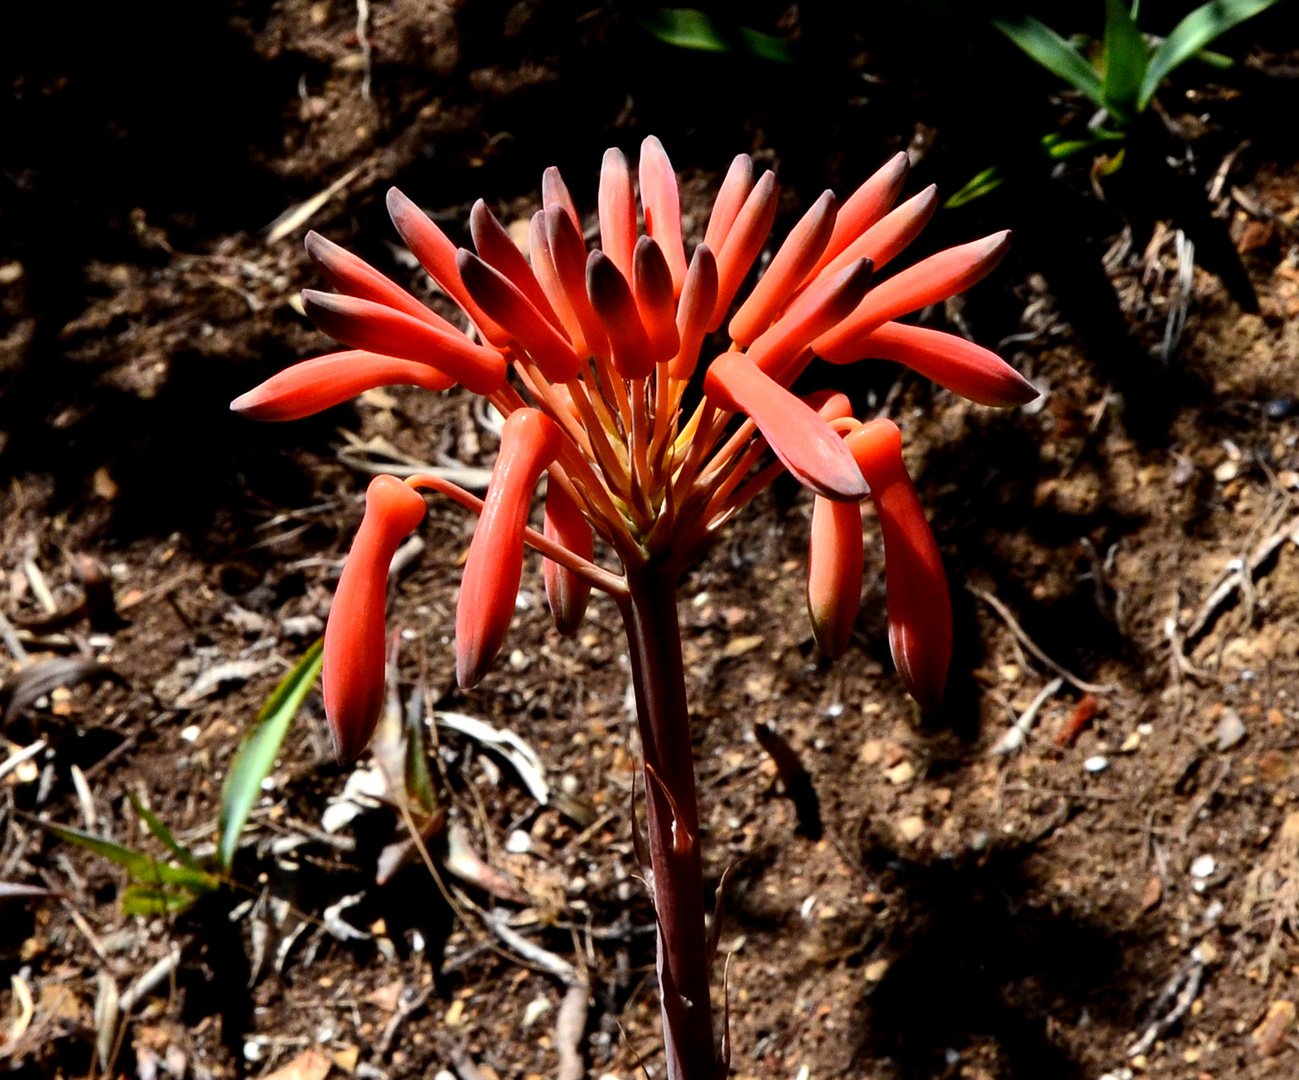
[232,138,1037,1079]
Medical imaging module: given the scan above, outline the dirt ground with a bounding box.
[5,3,1299,1079]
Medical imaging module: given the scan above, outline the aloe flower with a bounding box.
[232,138,1034,1080]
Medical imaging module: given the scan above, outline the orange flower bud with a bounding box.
[385,186,511,348]
[543,480,594,636]
[469,199,563,328]
[456,409,565,687]
[323,475,427,763]
[845,420,952,711]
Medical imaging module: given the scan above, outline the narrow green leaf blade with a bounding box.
[121,884,198,917]
[944,167,1005,209]
[993,15,1106,107]
[217,640,324,871]
[1140,0,1283,109]
[128,793,202,872]
[47,824,219,894]
[1103,0,1148,117]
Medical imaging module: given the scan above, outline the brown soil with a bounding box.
[4,4,1299,1080]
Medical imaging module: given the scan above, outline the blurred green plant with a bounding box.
[609,2,793,62]
[49,640,323,916]
[963,0,1285,191]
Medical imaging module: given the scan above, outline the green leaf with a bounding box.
[636,7,792,62]
[217,640,323,872]
[1140,0,1284,109]
[47,824,219,895]
[403,702,438,818]
[1102,0,1148,118]
[128,793,202,872]
[993,15,1106,108]
[121,884,198,917]
[944,167,1005,209]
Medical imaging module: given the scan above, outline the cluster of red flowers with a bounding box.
[232,138,1035,763]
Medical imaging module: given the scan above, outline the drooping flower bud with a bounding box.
[543,479,594,636]
[807,494,864,660]
[456,409,565,688]
[845,420,952,711]
[323,475,427,763]
[704,353,868,502]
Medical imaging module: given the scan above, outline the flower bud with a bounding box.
[323,475,427,763]
[845,419,951,711]
[456,409,565,687]
[543,480,594,636]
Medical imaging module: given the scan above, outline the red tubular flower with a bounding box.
[814,230,1012,359]
[599,147,637,281]
[323,475,427,763]
[814,184,938,281]
[729,189,838,347]
[807,495,865,660]
[301,290,506,396]
[857,322,1039,407]
[845,419,952,711]
[746,258,874,382]
[230,350,454,421]
[633,236,682,366]
[638,135,688,295]
[587,251,656,379]
[814,151,910,275]
[708,170,779,331]
[669,244,718,380]
[456,250,581,383]
[469,199,563,327]
[703,153,755,253]
[456,408,565,688]
[543,479,595,636]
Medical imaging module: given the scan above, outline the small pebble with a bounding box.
[885,761,915,785]
[898,815,925,842]
[180,725,201,744]
[1083,755,1109,773]
[1216,708,1247,751]
[1119,732,1141,753]
[1191,855,1216,879]
[504,829,532,854]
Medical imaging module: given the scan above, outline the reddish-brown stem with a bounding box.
[618,562,717,1080]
